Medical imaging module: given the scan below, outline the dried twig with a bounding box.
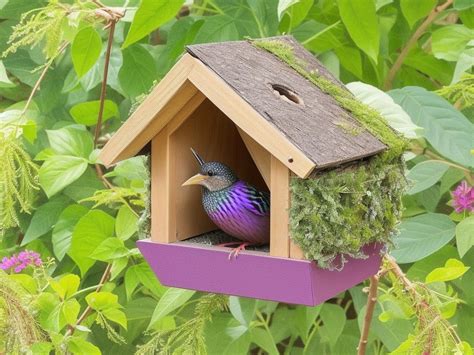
[383,0,454,90]
[94,20,116,147]
[357,275,380,355]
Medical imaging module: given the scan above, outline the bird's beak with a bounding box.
[182,173,209,186]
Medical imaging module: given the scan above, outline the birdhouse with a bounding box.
[99,36,406,306]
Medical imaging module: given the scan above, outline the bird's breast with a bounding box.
[202,186,269,244]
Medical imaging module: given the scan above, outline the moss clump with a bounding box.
[251,39,408,269]
[290,156,406,269]
[252,39,407,160]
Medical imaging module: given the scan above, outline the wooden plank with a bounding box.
[187,38,386,173]
[237,128,271,188]
[151,128,172,243]
[188,59,316,178]
[169,99,267,241]
[290,241,305,259]
[99,54,196,167]
[270,156,290,258]
[167,91,206,135]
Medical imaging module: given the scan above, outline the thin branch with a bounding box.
[357,275,379,355]
[383,0,454,90]
[94,20,116,147]
[357,267,388,355]
[66,263,112,337]
[21,42,68,116]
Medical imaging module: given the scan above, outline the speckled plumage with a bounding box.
[203,180,270,244]
[182,149,270,245]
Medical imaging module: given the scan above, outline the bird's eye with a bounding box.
[207,170,214,176]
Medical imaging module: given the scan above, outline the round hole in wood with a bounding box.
[288,157,294,163]
[271,84,304,105]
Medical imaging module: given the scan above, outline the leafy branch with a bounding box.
[384,0,454,90]
[358,255,466,355]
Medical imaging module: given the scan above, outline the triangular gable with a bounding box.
[187,37,386,171]
[99,37,386,178]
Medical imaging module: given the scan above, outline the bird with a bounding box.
[182,148,270,258]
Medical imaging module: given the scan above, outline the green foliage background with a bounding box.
[0,0,473,354]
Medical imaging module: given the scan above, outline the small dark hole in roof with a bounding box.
[271,84,304,105]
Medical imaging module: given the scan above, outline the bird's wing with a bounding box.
[240,183,270,216]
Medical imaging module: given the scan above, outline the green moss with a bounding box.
[290,156,406,269]
[250,39,408,269]
[252,39,407,160]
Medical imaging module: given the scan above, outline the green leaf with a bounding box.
[205,313,251,355]
[39,156,89,197]
[22,195,70,245]
[119,45,157,98]
[110,257,128,280]
[250,327,279,355]
[122,0,184,49]
[103,308,128,329]
[391,213,456,263]
[229,297,257,327]
[71,27,102,78]
[86,291,121,310]
[90,238,129,261]
[125,262,166,300]
[425,258,470,283]
[335,46,363,79]
[318,303,346,346]
[452,48,474,84]
[432,25,474,61]
[148,288,195,329]
[299,20,348,53]
[68,337,101,355]
[69,210,115,276]
[400,0,435,28]
[51,274,80,300]
[63,167,103,202]
[52,204,89,260]
[456,216,474,258]
[61,298,80,325]
[454,0,474,10]
[46,125,94,159]
[69,100,119,126]
[390,86,474,168]
[0,60,14,87]
[279,0,314,32]
[193,15,240,44]
[115,205,138,240]
[346,81,421,138]
[404,48,454,86]
[29,342,53,355]
[292,305,321,342]
[337,0,380,62]
[406,161,449,195]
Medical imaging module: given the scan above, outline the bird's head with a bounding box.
[182,148,238,192]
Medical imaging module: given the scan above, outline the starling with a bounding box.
[182,148,270,257]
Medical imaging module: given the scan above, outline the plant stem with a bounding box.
[66,263,112,336]
[21,42,68,117]
[94,20,116,147]
[69,284,102,298]
[256,311,279,355]
[357,275,380,355]
[383,0,454,90]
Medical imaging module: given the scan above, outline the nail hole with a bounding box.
[271,84,304,105]
[288,157,294,163]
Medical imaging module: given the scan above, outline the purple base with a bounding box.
[137,240,382,306]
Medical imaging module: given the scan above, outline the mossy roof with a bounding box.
[187,36,395,171]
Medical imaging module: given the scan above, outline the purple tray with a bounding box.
[137,240,382,306]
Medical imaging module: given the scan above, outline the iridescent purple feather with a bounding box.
[203,181,270,244]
